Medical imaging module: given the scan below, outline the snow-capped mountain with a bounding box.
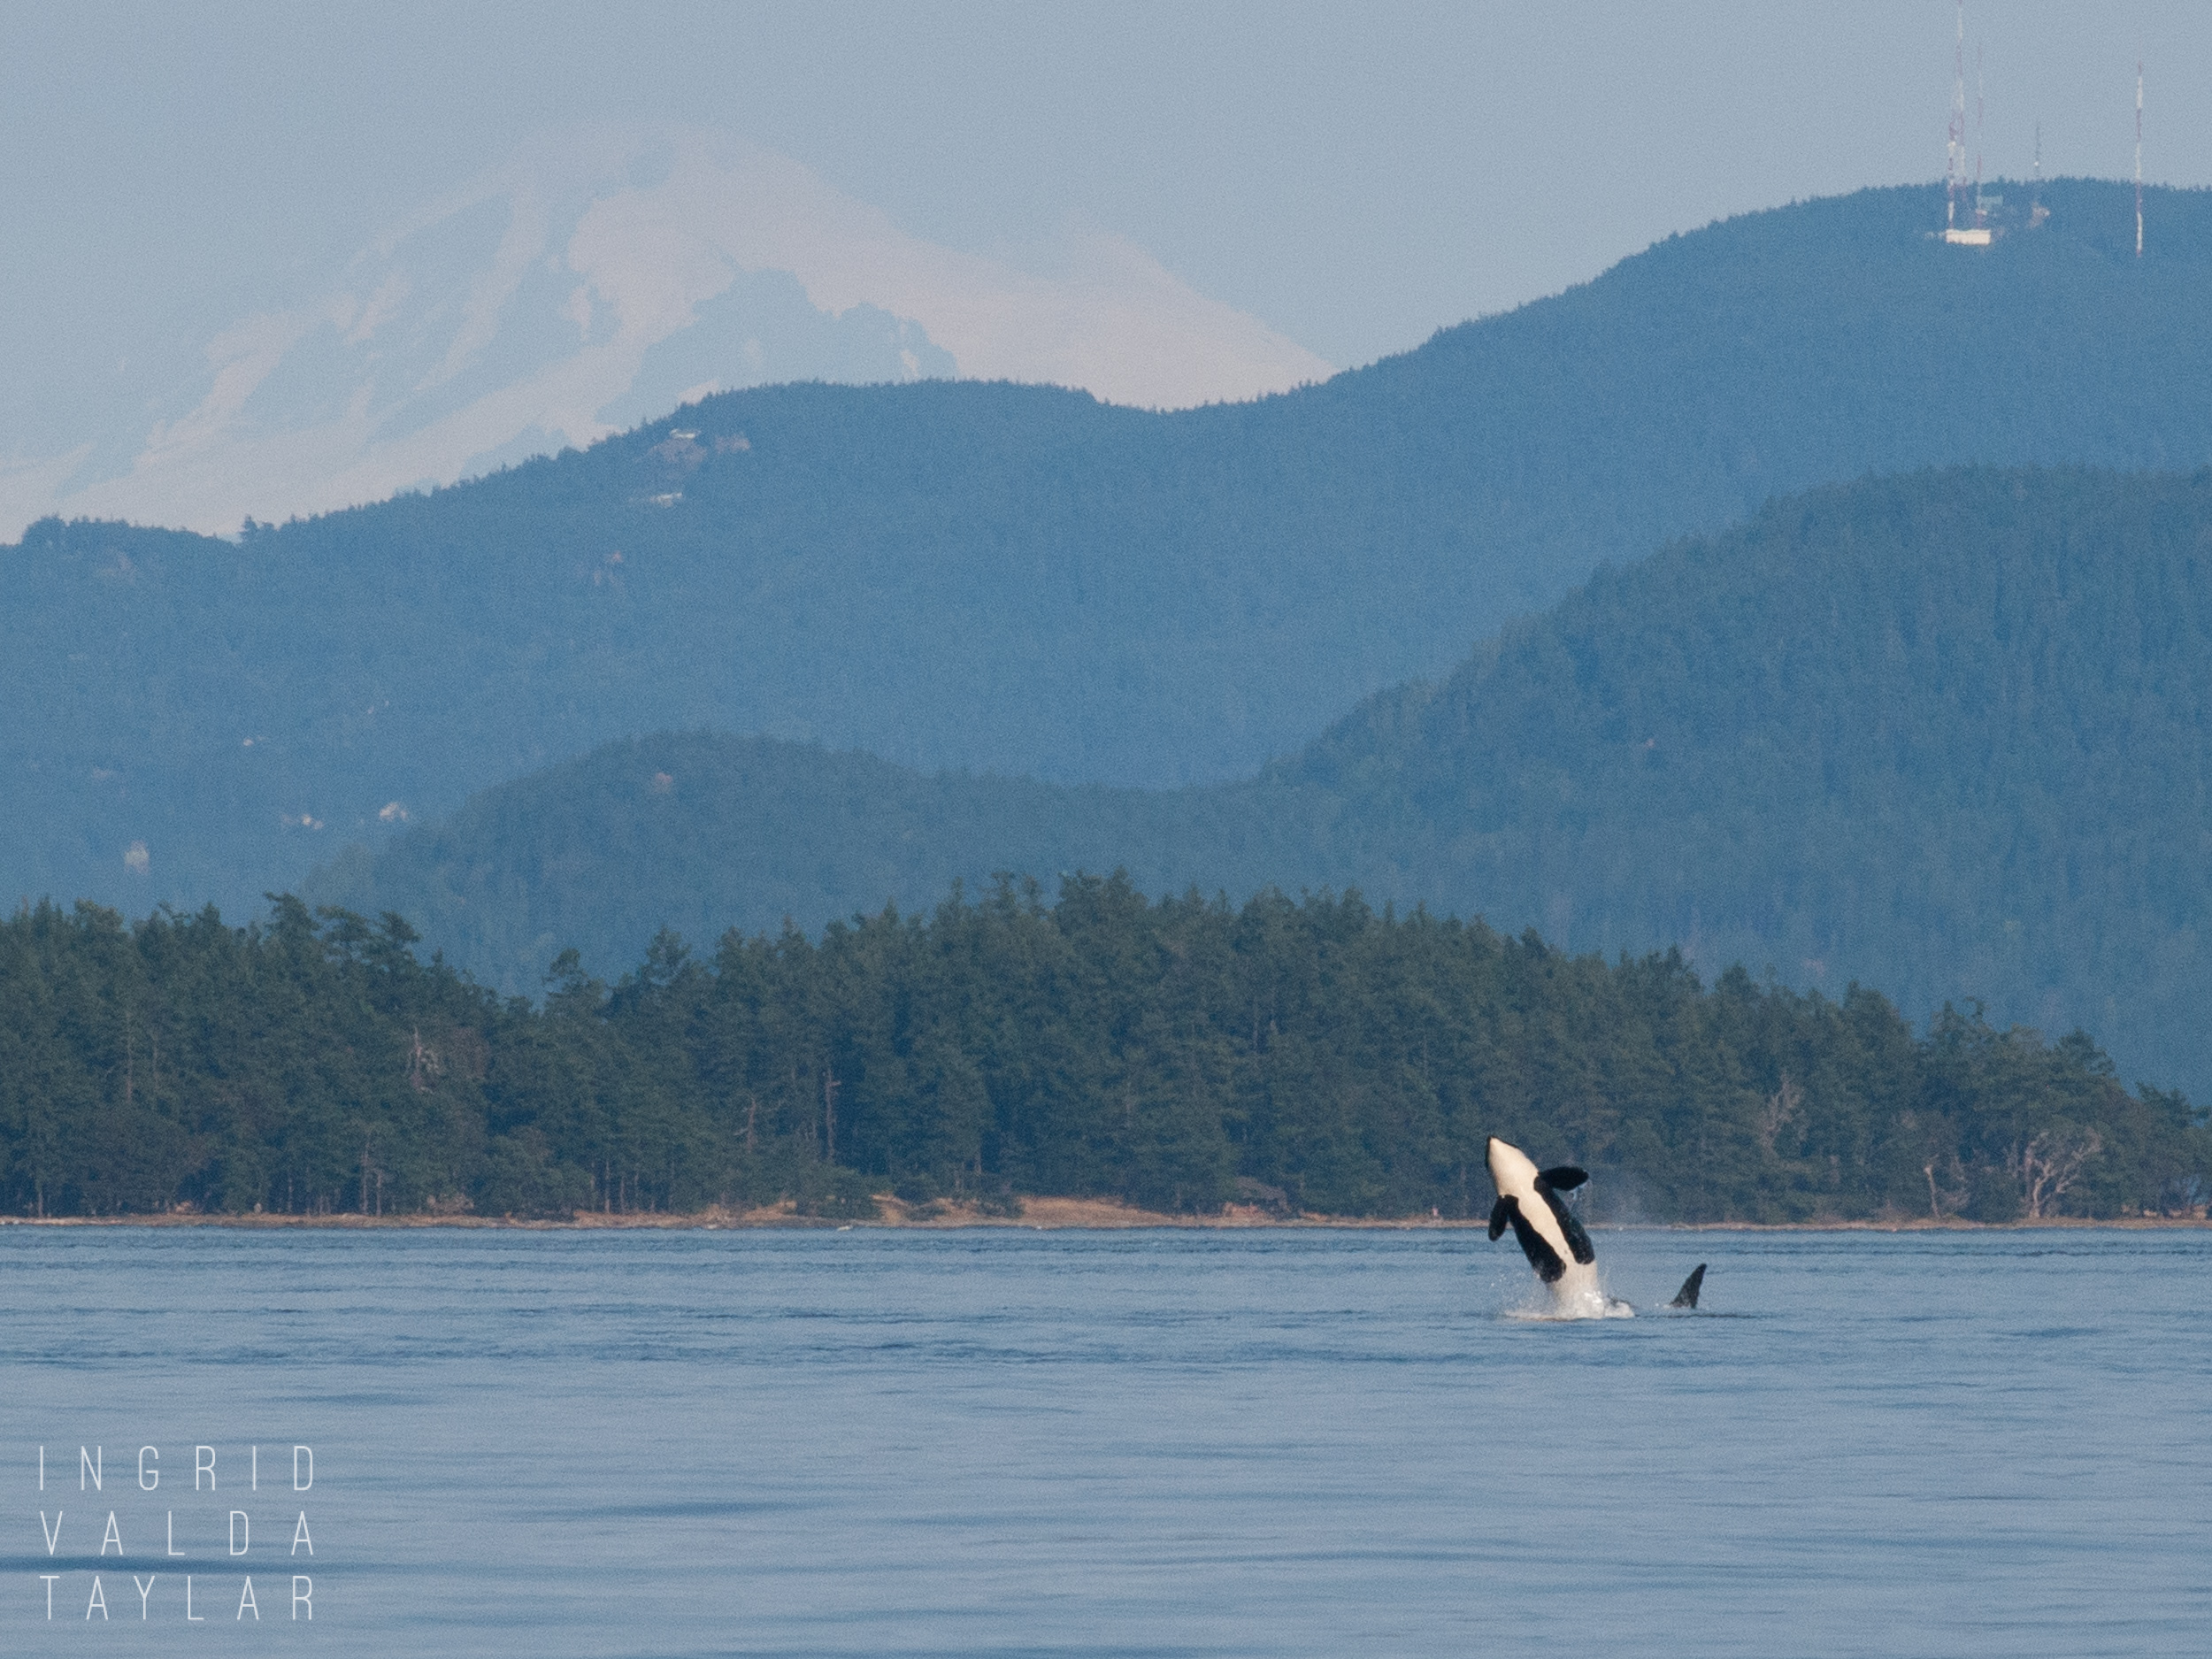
[0,127,1328,538]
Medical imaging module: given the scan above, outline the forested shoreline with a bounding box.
[1,878,2203,1224]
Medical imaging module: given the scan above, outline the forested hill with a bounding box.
[2,888,2200,1223]
[304,733,1307,984]
[15,180,2212,921]
[1272,465,2212,1099]
[313,466,2212,1103]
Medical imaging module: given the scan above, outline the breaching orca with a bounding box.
[1486,1135,1627,1316]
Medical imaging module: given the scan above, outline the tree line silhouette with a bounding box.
[1,878,2202,1222]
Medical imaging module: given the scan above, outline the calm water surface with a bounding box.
[2,1225,2206,1655]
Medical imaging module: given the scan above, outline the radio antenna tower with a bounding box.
[2031,122,2047,227]
[1975,43,1987,226]
[2135,63,2145,257]
[1947,2,1967,230]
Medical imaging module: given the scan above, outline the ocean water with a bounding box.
[3,1225,2206,1655]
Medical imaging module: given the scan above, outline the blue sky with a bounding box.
[4,2,2206,534]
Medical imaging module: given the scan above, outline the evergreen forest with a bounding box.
[3,883,2200,1225]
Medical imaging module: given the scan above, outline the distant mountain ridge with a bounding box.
[12,180,2212,926]
[312,466,2212,1108]
[304,733,1295,979]
[0,128,1325,539]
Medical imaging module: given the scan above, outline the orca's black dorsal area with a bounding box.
[1535,1184,1596,1266]
[1669,1264,1708,1310]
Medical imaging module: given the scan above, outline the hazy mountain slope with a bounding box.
[315,466,2212,1102]
[1276,466,2212,1096]
[304,732,1313,985]
[15,181,2212,921]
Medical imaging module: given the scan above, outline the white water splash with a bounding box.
[1504,1271,1637,1321]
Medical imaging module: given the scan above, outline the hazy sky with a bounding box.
[4,2,2207,532]
[13,2,2206,354]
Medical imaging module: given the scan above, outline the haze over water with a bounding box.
[5,1227,2205,1655]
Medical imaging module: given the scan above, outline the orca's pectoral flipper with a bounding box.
[1487,1196,1514,1240]
[1669,1263,1708,1310]
[1538,1165,1588,1191]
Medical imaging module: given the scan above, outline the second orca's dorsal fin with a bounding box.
[1538,1165,1588,1191]
[1669,1264,1708,1310]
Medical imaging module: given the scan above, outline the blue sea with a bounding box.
[4,1225,2206,1655]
